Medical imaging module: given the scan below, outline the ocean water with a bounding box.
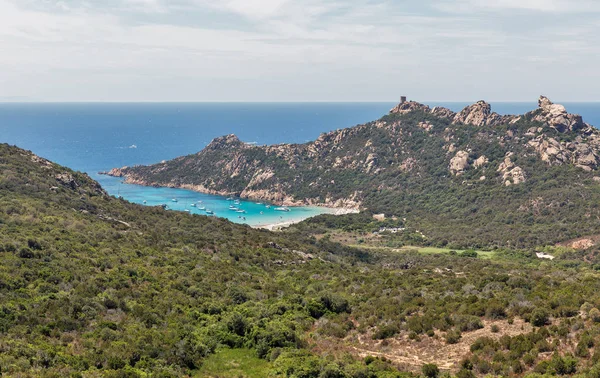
[1,101,599,226]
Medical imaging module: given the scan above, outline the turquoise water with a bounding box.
[1,102,599,226]
[103,176,335,227]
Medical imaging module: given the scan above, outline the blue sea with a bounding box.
[1,101,599,226]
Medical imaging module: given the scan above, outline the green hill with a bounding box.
[108,96,600,248]
[5,144,600,377]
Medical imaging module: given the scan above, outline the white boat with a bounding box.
[274,207,290,212]
[205,210,214,215]
[234,200,241,205]
[265,205,271,209]
[184,209,190,213]
[236,210,246,214]
[198,206,206,210]
[260,211,264,215]
[191,203,196,207]
[172,198,178,202]
[229,206,238,211]
[143,200,147,204]
[226,197,234,201]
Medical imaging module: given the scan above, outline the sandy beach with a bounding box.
[255,207,359,231]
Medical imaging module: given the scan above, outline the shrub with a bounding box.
[530,308,550,327]
[590,308,600,323]
[445,329,461,344]
[460,250,478,258]
[422,363,439,378]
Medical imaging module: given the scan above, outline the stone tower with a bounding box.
[400,96,407,104]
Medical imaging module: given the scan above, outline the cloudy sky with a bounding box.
[0,0,598,102]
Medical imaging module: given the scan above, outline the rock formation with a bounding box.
[449,151,470,175]
[532,96,586,133]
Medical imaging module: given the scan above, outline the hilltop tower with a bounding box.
[400,96,407,104]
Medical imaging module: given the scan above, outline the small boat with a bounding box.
[236,210,246,214]
[143,200,147,204]
[161,204,168,209]
[256,202,263,205]
[172,198,178,202]
[184,209,190,213]
[274,207,290,212]
[198,206,206,210]
[260,211,264,215]
[234,200,241,205]
[190,203,196,207]
[226,197,234,201]
[205,210,214,215]
[265,205,271,209]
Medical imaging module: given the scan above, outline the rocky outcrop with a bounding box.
[390,101,431,114]
[55,173,80,190]
[473,156,489,169]
[449,151,470,175]
[451,101,516,127]
[497,153,526,186]
[205,134,246,151]
[431,106,456,120]
[532,96,586,133]
[527,137,569,165]
[527,136,600,170]
[419,121,434,132]
[365,153,379,174]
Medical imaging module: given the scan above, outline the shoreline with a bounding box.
[96,174,360,229]
[254,207,359,231]
[102,171,362,211]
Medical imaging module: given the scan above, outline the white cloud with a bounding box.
[0,0,598,101]
[435,0,600,13]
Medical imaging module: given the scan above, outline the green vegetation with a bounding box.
[5,143,600,377]
[196,348,271,377]
[117,106,600,249]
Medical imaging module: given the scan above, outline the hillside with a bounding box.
[108,97,600,248]
[7,144,600,377]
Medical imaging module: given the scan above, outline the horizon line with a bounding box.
[1,100,600,104]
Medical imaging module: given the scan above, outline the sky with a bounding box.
[0,0,598,102]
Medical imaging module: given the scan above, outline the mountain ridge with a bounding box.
[106,96,600,247]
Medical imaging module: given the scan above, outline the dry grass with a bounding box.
[312,318,533,373]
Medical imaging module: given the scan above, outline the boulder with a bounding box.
[449,151,470,175]
[497,153,526,186]
[473,156,489,169]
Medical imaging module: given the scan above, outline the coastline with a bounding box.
[96,174,361,228]
[254,207,359,231]
[103,171,362,211]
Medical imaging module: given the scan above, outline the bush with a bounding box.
[445,329,461,344]
[590,308,600,323]
[460,250,478,258]
[530,308,550,327]
[422,363,439,378]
